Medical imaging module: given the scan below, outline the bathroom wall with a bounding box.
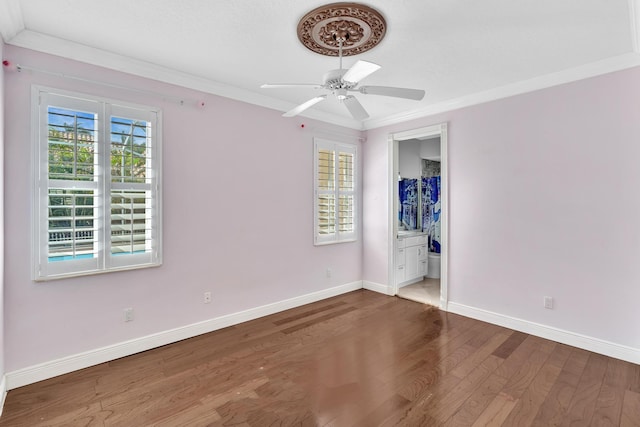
[420,136,441,159]
[398,139,422,178]
[0,39,6,396]
[422,159,441,178]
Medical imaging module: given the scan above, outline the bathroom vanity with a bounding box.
[395,232,428,286]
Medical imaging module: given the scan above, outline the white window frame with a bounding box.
[314,138,357,245]
[32,86,163,281]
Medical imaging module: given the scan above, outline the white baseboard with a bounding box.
[0,376,6,417]
[6,281,364,390]
[448,302,640,365]
[363,280,394,296]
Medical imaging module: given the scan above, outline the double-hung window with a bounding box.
[32,87,162,280]
[314,138,356,245]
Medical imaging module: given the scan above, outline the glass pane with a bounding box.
[338,195,354,233]
[111,190,152,255]
[47,107,97,181]
[338,152,354,191]
[317,149,334,191]
[48,189,97,261]
[110,117,151,184]
[317,194,335,235]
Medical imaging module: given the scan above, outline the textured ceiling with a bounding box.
[1,0,639,129]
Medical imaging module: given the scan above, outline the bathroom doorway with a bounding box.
[389,123,448,309]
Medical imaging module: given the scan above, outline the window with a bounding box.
[32,87,162,280]
[314,138,356,245]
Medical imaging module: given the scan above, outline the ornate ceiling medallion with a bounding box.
[297,3,386,57]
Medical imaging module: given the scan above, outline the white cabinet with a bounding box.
[395,245,406,284]
[418,245,428,276]
[396,234,428,286]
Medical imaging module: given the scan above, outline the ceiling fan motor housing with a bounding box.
[323,69,357,90]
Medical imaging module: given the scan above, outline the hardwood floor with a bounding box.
[1,290,638,426]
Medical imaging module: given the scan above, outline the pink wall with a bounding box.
[5,41,639,375]
[364,67,640,349]
[0,41,6,383]
[3,45,363,371]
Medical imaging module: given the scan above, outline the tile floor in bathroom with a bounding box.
[396,277,440,306]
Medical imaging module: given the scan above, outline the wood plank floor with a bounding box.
[1,290,638,426]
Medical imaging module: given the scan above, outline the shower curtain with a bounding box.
[399,178,418,230]
[422,176,441,253]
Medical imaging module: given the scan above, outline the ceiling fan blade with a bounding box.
[283,95,327,117]
[357,86,425,100]
[343,96,369,121]
[342,60,381,84]
[261,84,322,89]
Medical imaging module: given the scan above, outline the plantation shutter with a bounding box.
[314,138,356,245]
[37,94,102,278]
[107,105,159,269]
[33,89,162,280]
[338,150,354,234]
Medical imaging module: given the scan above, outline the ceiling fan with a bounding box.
[261,41,426,120]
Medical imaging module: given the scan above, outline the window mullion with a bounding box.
[99,102,109,270]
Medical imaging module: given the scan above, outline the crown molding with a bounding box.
[7,29,640,132]
[363,52,640,130]
[6,29,364,130]
[0,0,24,42]
[630,0,640,53]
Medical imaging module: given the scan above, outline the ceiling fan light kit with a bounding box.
[262,3,426,121]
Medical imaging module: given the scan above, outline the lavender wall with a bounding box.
[3,45,363,372]
[364,67,640,349]
[0,40,6,387]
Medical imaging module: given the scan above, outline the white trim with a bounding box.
[7,31,640,132]
[0,0,24,43]
[389,123,448,311]
[313,139,357,245]
[439,125,449,311]
[630,0,640,53]
[32,87,162,281]
[0,376,6,417]
[362,280,394,296]
[5,280,363,390]
[7,30,362,130]
[448,302,640,365]
[363,53,640,130]
[391,125,444,142]
[387,135,396,295]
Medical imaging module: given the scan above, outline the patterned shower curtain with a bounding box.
[399,178,418,230]
[422,176,441,253]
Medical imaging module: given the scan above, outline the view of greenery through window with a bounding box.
[47,107,151,261]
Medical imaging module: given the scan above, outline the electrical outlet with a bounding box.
[544,296,553,309]
[124,307,134,322]
[204,291,212,304]
[326,268,332,278]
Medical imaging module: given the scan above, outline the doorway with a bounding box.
[388,123,448,309]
